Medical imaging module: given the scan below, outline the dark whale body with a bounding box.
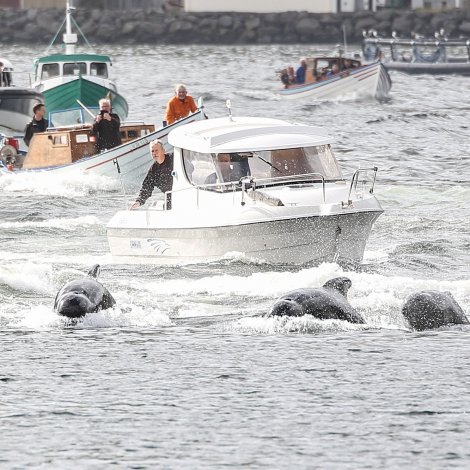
[401,290,468,330]
[54,265,116,318]
[267,277,365,324]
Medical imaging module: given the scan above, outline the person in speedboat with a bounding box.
[130,139,173,210]
[92,98,121,152]
[24,103,48,147]
[295,58,307,84]
[164,84,197,126]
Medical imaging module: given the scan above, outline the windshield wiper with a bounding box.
[254,152,281,173]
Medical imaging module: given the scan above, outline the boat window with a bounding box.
[249,145,343,182]
[182,150,217,187]
[41,63,60,79]
[63,62,86,76]
[183,150,253,190]
[52,134,68,146]
[90,62,108,78]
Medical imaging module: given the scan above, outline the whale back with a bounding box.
[267,277,364,324]
[402,290,468,330]
[54,265,116,318]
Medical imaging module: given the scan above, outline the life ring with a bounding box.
[0,144,17,165]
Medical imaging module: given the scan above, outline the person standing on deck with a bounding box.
[295,59,307,84]
[24,103,48,147]
[130,139,174,210]
[92,98,121,152]
[164,84,197,126]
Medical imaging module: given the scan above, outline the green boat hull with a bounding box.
[42,77,128,123]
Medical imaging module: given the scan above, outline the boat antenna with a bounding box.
[342,24,348,56]
[64,1,78,55]
[225,99,233,121]
[113,158,129,208]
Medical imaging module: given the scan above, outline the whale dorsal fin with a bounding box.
[322,277,352,298]
[88,264,101,279]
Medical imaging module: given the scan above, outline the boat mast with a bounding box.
[63,1,78,55]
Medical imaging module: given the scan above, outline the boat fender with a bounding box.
[247,189,284,206]
[0,144,17,166]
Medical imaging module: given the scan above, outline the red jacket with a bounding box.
[165,95,197,125]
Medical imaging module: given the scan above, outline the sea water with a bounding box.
[0,44,469,469]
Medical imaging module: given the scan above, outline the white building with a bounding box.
[184,0,379,13]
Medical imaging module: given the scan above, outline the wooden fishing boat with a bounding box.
[0,109,206,188]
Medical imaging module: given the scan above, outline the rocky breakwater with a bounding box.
[1,8,470,44]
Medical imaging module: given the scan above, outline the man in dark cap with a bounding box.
[24,103,48,147]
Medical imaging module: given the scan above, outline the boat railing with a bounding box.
[346,167,378,206]
[159,172,330,210]
[239,173,327,204]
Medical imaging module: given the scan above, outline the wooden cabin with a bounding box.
[20,122,155,170]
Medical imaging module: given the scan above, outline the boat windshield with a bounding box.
[183,145,343,190]
[41,63,60,79]
[91,62,108,77]
[64,62,86,76]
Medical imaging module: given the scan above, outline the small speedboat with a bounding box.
[107,108,384,266]
[277,56,391,101]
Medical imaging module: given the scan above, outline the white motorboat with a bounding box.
[107,111,384,265]
[277,57,391,101]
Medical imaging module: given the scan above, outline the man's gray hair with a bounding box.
[149,139,163,152]
[99,98,111,106]
[175,83,187,92]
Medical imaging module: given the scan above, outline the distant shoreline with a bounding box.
[0,8,469,45]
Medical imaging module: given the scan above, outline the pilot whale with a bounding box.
[266,277,365,324]
[54,264,116,318]
[401,290,469,330]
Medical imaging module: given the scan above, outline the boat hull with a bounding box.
[41,76,128,122]
[278,62,391,101]
[107,208,383,266]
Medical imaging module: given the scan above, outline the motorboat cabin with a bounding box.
[107,116,384,265]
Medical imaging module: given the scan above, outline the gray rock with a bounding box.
[459,21,470,34]
[295,17,321,36]
[218,14,233,28]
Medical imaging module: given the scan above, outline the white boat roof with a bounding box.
[168,116,332,153]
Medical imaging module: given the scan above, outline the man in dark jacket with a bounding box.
[130,139,174,210]
[92,98,121,152]
[24,103,48,147]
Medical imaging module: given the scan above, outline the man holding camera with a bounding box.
[92,98,121,152]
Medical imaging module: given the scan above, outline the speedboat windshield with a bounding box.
[183,144,343,189]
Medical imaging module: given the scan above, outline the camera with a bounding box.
[100,110,107,116]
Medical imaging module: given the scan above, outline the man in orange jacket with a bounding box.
[164,84,197,125]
